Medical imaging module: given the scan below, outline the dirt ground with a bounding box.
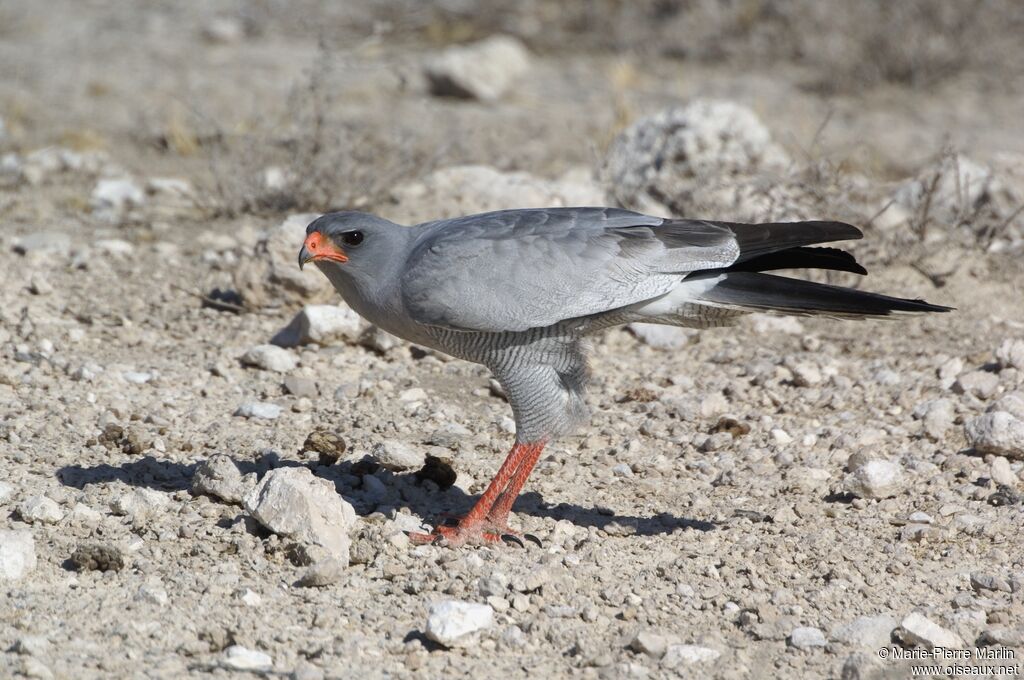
[1,2,1023,679]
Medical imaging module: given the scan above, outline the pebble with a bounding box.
[990,393,1024,420]
[241,344,298,372]
[478,571,510,597]
[788,626,827,649]
[192,454,255,504]
[786,358,823,387]
[18,496,64,524]
[0,481,14,504]
[110,488,168,520]
[28,273,53,295]
[965,412,1024,459]
[0,530,37,580]
[296,558,347,587]
[283,375,318,398]
[630,630,668,658]
[661,644,720,668]
[771,428,793,445]
[371,440,425,472]
[830,614,899,648]
[995,338,1024,371]
[222,645,272,672]
[135,584,169,606]
[969,572,1012,593]
[358,326,399,353]
[425,35,530,102]
[234,402,283,420]
[628,323,693,349]
[953,370,1000,399]
[12,635,50,656]
[271,305,363,347]
[990,456,1018,487]
[424,600,494,648]
[244,467,357,562]
[897,612,964,648]
[914,398,955,440]
[91,177,144,212]
[844,460,905,499]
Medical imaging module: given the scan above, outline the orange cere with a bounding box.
[304,231,348,264]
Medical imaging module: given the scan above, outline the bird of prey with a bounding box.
[299,207,950,546]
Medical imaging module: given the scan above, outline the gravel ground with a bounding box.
[2,3,1023,679]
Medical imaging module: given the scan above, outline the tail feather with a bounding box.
[693,271,953,318]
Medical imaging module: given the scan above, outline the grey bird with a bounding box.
[298,207,950,546]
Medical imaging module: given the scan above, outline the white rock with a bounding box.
[241,344,298,372]
[232,213,329,308]
[91,177,144,212]
[222,645,272,671]
[425,600,494,647]
[750,315,805,335]
[192,454,256,504]
[954,370,1000,400]
[786,358,822,387]
[271,305,363,347]
[425,35,530,102]
[831,614,899,648]
[0,481,14,504]
[938,357,965,388]
[146,177,193,198]
[771,428,793,446]
[628,323,695,349]
[630,631,668,658]
[399,387,428,403]
[371,441,425,472]
[234,402,283,420]
[18,496,64,524]
[71,503,102,525]
[996,338,1024,371]
[0,530,37,580]
[990,393,1024,420]
[383,165,606,225]
[661,644,721,668]
[897,612,964,648]
[914,398,955,440]
[135,584,169,606]
[244,467,357,562]
[965,412,1024,460]
[990,456,1017,487]
[789,626,827,649]
[122,370,153,384]
[111,488,169,520]
[845,460,905,499]
[93,239,136,256]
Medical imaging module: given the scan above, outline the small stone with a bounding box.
[222,645,272,672]
[844,460,905,499]
[283,375,318,398]
[296,558,347,587]
[479,571,510,597]
[831,615,899,648]
[241,344,298,373]
[136,584,169,606]
[628,323,693,349]
[896,612,964,648]
[0,530,37,580]
[914,398,956,440]
[192,454,255,504]
[990,456,1018,487]
[28,273,53,296]
[425,600,494,648]
[0,481,13,504]
[302,430,347,465]
[630,630,668,658]
[243,467,357,562]
[371,441,425,472]
[235,588,262,607]
[271,305,363,348]
[990,393,1024,420]
[661,644,720,668]
[771,428,793,446]
[965,412,1024,459]
[12,635,50,656]
[840,652,881,680]
[110,488,168,520]
[91,177,144,212]
[425,35,530,102]
[234,402,283,420]
[788,626,827,649]
[954,371,1000,399]
[786,359,822,387]
[17,496,64,524]
[995,338,1024,371]
[358,326,399,353]
[70,543,124,572]
[969,572,1012,593]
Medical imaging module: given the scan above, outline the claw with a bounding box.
[524,533,543,547]
[431,534,446,546]
[501,533,525,548]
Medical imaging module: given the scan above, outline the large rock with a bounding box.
[896,612,964,648]
[17,496,64,524]
[425,600,494,648]
[244,467,357,562]
[240,344,298,373]
[845,460,905,499]
[381,165,606,225]
[271,305,363,348]
[965,412,1024,460]
[232,213,329,308]
[0,530,37,580]
[425,35,530,102]
[192,454,256,505]
[604,100,790,217]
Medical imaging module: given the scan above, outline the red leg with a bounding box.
[486,442,545,529]
[408,441,546,546]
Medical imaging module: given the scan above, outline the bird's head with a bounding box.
[299,211,404,283]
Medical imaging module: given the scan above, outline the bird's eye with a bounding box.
[341,231,364,247]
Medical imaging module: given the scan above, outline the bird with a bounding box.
[298,207,950,546]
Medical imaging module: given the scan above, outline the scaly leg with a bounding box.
[408,441,546,547]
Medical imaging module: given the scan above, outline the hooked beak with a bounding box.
[299,231,348,270]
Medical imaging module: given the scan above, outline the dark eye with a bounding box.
[341,231,363,247]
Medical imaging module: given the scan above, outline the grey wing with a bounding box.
[399,207,741,332]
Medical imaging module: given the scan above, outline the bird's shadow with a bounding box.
[57,453,715,537]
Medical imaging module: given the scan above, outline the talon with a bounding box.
[432,534,446,545]
[501,533,525,548]
[524,533,543,547]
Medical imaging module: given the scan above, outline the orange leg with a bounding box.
[408,441,546,547]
